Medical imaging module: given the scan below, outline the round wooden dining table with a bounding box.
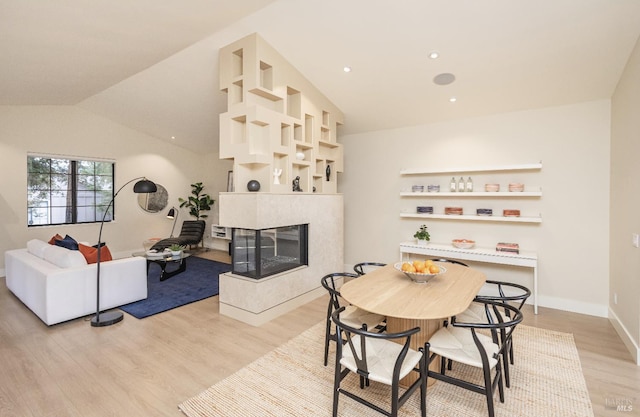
[340,262,486,386]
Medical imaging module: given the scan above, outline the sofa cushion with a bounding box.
[54,234,79,250]
[78,243,113,264]
[48,234,63,245]
[43,244,87,268]
[27,239,50,259]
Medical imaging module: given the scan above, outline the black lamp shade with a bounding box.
[167,207,176,219]
[133,179,157,193]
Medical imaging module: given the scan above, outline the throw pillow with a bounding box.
[48,234,63,245]
[43,244,87,268]
[78,243,113,264]
[54,234,79,250]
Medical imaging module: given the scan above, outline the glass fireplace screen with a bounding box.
[231,224,309,279]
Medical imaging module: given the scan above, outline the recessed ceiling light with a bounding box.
[343,66,352,73]
[449,97,457,103]
[428,51,439,59]
[433,73,456,85]
[171,136,176,140]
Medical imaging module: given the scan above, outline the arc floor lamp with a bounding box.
[166,206,178,237]
[91,177,157,327]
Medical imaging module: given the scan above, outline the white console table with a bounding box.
[399,242,538,314]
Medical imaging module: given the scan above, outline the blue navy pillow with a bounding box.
[54,234,79,250]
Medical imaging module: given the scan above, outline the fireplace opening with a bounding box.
[231,224,309,279]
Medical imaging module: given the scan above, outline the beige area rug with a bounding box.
[179,322,594,417]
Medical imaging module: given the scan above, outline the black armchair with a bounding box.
[150,220,206,251]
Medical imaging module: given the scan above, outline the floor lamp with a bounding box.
[167,207,178,237]
[91,177,157,327]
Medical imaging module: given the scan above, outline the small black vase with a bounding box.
[247,180,260,192]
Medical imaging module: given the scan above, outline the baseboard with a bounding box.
[536,294,608,318]
[608,307,640,365]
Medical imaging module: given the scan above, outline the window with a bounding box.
[27,155,115,226]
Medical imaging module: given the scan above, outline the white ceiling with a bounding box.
[2,0,640,153]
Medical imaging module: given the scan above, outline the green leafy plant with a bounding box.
[179,182,214,220]
[413,224,431,241]
[168,244,186,252]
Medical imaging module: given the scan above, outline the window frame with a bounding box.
[27,154,116,227]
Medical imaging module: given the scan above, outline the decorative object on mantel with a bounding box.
[296,151,305,160]
[413,224,430,245]
[292,176,302,192]
[450,177,457,192]
[476,208,493,216]
[509,182,525,192]
[179,182,214,221]
[485,183,500,192]
[427,184,440,192]
[412,185,424,192]
[92,177,157,327]
[452,239,475,249]
[465,177,473,192]
[444,206,463,215]
[496,242,520,254]
[503,209,521,217]
[417,206,433,214]
[247,180,260,192]
[273,168,282,185]
[457,176,465,192]
[325,164,331,181]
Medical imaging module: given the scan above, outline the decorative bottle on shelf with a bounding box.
[465,177,473,192]
[450,177,457,192]
[458,177,465,192]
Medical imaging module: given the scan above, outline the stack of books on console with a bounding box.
[496,242,519,254]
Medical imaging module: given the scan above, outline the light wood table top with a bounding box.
[340,263,486,320]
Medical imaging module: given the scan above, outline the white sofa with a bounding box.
[5,239,147,325]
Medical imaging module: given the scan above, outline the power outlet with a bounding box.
[633,233,640,248]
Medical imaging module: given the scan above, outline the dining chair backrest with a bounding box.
[321,272,359,311]
[429,258,469,267]
[331,306,426,417]
[353,262,387,276]
[475,280,531,313]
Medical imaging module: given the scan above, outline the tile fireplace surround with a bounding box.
[218,192,343,326]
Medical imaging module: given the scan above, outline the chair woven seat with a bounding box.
[341,334,423,386]
[340,305,385,330]
[428,325,499,369]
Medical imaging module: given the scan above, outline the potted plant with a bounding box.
[413,224,430,246]
[168,244,186,256]
[179,182,214,220]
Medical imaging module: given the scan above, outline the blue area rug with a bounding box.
[120,256,231,319]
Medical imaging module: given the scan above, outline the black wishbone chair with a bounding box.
[426,300,523,417]
[321,272,386,367]
[353,262,387,276]
[428,258,469,267]
[331,306,427,417]
[456,280,531,387]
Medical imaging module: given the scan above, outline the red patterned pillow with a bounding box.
[78,243,113,264]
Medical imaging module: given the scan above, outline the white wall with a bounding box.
[611,34,640,363]
[340,100,611,317]
[0,106,231,271]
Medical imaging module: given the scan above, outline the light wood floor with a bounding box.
[1,250,638,417]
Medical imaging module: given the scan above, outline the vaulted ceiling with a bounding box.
[2,0,640,153]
